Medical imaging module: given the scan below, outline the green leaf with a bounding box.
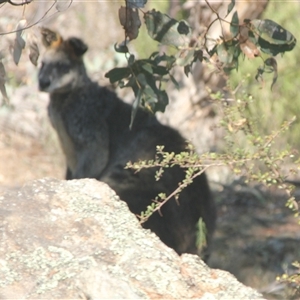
[143,85,157,100]
[155,89,169,112]
[250,19,296,55]
[144,9,191,48]
[128,54,135,66]
[177,21,190,35]
[136,72,148,87]
[255,57,278,89]
[132,59,168,77]
[105,67,131,83]
[258,37,296,56]
[226,0,235,17]
[230,11,239,37]
[251,19,295,45]
[176,48,195,66]
[196,218,207,251]
[182,49,204,77]
[120,75,135,89]
[119,6,141,40]
[141,62,153,74]
[149,51,160,59]
[184,65,191,77]
[193,49,203,62]
[153,53,176,68]
[114,43,128,53]
[169,74,179,90]
[265,57,278,90]
[126,0,147,9]
[213,40,240,72]
[152,65,169,76]
[216,42,234,64]
[130,88,141,129]
[136,76,169,113]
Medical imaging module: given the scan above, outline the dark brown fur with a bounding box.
[38,28,216,259]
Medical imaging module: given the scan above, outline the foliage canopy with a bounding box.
[105,0,296,120]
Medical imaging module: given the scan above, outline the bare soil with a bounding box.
[210,182,300,299]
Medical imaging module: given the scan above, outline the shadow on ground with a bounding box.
[210,181,300,299]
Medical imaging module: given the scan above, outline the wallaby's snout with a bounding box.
[38,77,50,91]
[38,65,51,91]
[38,28,88,94]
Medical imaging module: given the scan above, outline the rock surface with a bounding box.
[0,178,265,299]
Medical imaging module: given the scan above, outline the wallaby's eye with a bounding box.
[57,61,71,73]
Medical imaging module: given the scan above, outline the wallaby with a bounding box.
[38,28,216,259]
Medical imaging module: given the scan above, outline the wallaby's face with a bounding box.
[38,28,88,94]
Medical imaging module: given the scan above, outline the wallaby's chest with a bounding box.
[48,99,77,172]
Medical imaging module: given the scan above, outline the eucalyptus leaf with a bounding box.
[141,62,153,74]
[176,48,195,66]
[28,36,39,66]
[128,54,135,66]
[230,11,239,38]
[226,0,235,17]
[169,74,179,90]
[119,6,141,40]
[216,42,233,65]
[257,37,296,56]
[153,53,176,68]
[184,65,191,77]
[144,9,191,48]
[13,19,27,65]
[251,19,295,45]
[152,64,169,76]
[130,88,142,129]
[114,43,129,53]
[155,90,168,112]
[105,67,131,83]
[255,57,278,89]
[143,84,157,100]
[136,72,148,87]
[126,0,147,8]
[213,40,240,72]
[249,19,296,55]
[265,57,278,90]
[0,61,8,105]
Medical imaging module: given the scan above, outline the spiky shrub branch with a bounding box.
[127,86,299,223]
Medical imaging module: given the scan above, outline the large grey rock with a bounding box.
[0,178,265,299]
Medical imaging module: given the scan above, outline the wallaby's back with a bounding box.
[38,28,216,259]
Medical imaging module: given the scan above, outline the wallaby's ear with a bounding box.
[40,27,63,49]
[66,37,88,57]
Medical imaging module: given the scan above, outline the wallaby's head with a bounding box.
[38,28,88,94]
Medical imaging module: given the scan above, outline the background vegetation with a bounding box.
[229,1,300,150]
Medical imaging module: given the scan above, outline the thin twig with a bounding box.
[0,0,73,36]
